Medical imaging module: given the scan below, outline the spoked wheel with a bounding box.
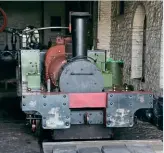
[0,8,7,32]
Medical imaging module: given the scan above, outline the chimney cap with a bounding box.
[71,12,91,17]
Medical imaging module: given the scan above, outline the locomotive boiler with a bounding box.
[17,12,153,140]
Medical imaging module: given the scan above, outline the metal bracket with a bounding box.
[106,93,153,127]
[22,94,70,129]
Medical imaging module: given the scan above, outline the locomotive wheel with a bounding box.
[0,8,7,32]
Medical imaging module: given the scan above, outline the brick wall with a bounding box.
[97,1,111,58]
[110,1,163,96]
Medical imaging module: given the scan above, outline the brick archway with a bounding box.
[131,5,146,79]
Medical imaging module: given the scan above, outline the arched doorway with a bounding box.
[131,5,146,79]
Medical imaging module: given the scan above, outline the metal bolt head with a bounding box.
[43,124,46,127]
[43,103,47,106]
[107,121,111,125]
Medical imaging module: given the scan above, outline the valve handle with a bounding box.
[0,8,7,32]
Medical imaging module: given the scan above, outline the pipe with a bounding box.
[71,12,90,58]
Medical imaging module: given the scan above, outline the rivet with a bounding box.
[149,94,152,97]
[110,94,113,97]
[63,103,66,105]
[130,123,133,126]
[22,95,25,98]
[107,115,110,117]
[43,103,47,106]
[107,121,111,125]
[63,95,66,98]
[110,102,113,105]
[23,103,26,106]
[43,124,46,127]
[65,122,69,126]
[66,116,69,119]
[43,95,46,98]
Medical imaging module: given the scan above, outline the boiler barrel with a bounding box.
[106,59,124,87]
[71,12,90,58]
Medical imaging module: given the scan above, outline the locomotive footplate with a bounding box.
[42,140,163,153]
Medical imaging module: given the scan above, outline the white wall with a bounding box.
[97,1,111,58]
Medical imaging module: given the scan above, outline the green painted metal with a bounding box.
[27,74,40,89]
[21,50,41,90]
[102,71,113,88]
[106,58,123,87]
[87,50,106,71]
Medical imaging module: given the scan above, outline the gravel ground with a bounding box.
[0,98,163,153]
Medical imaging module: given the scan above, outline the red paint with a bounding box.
[23,91,153,108]
[45,45,65,80]
[69,93,107,108]
[48,54,66,86]
[55,36,65,45]
[0,8,7,32]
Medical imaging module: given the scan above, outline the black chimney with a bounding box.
[71,12,90,58]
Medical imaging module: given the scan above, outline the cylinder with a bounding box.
[71,12,90,58]
[106,61,123,87]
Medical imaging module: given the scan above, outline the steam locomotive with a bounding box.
[16,12,153,140]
